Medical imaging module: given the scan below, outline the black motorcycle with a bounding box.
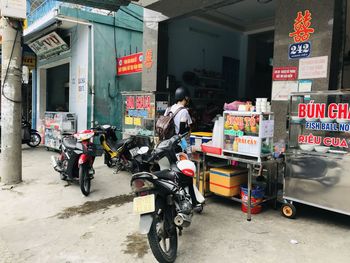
[131,133,205,263]
[0,117,41,148]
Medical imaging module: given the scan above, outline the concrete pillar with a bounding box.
[272,0,343,140]
[1,18,23,184]
[141,8,168,92]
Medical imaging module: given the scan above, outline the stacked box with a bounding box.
[210,167,248,197]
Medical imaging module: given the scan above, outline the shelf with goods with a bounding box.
[223,111,274,162]
[44,112,77,150]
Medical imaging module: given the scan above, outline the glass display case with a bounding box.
[44,112,76,150]
[122,91,169,140]
[223,111,274,160]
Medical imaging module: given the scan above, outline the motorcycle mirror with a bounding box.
[137,146,149,155]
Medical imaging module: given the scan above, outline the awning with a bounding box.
[57,0,136,11]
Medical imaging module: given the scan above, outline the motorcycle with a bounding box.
[0,117,41,148]
[131,133,205,263]
[51,129,103,196]
[98,124,150,173]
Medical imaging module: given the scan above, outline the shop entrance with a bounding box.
[158,0,276,131]
[46,63,70,112]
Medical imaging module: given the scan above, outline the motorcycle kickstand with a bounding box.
[178,227,183,236]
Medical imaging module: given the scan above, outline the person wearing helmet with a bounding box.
[165,87,201,209]
[165,86,193,135]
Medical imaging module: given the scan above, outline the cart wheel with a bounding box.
[281,203,296,219]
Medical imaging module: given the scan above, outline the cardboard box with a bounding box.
[209,167,248,197]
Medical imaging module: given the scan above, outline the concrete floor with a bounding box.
[1,146,350,263]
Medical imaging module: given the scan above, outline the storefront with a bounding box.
[134,0,348,218]
[137,0,346,138]
[24,2,143,148]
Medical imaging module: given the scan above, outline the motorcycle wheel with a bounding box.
[79,164,91,196]
[27,133,41,147]
[148,206,178,263]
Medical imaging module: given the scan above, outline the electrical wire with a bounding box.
[1,22,21,103]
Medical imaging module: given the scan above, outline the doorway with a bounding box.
[46,63,70,111]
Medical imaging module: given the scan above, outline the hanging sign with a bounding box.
[272,67,298,81]
[117,52,143,75]
[28,32,69,60]
[289,10,315,43]
[288,42,311,59]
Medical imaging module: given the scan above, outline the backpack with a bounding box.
[156,107,184,140]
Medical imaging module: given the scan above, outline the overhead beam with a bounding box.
[57,0,135,11]
[133,0,243,19]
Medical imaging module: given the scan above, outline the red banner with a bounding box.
[272,66,298,81]
[117,52,143,75]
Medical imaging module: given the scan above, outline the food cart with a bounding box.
[282,90,350,218]
[192,109,279,221]
[121,91,170,146]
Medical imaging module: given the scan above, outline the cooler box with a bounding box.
[209,167,248,197]
[190,132,213,151]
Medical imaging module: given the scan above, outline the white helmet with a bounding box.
[177,160,196,177]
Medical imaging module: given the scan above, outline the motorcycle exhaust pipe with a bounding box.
[174,213,192,228]
[51,156,63,172]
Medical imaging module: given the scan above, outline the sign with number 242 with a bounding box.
[289,41,311,59]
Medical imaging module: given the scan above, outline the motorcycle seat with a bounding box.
[153,170,176,181]
[62,137,77,149]
[108,138,133,151]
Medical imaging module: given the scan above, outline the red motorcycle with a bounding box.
[51,129,103,196]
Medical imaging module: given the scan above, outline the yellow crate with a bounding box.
[209,167,248,197]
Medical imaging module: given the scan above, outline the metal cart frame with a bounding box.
[282,90,350,218]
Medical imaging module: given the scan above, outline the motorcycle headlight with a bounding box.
[131,179,155,193]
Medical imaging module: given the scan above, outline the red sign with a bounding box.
[117,52,143,75]
[272,67,298,81]
[289,10,315,43]
[126,96,135,110]
[144,49,153,69]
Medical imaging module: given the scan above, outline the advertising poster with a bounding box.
[117,52,143,76]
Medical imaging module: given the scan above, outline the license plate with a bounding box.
[129,147,139,157]
[133,194,155,214]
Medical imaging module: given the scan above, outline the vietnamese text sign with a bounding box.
[1,0,26,19]
[272,67,298,81]
[28,32,69,60]
[117,52,143,75]
[299,56,328,79]
[297,101,350,148]
[271,81,298,101]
